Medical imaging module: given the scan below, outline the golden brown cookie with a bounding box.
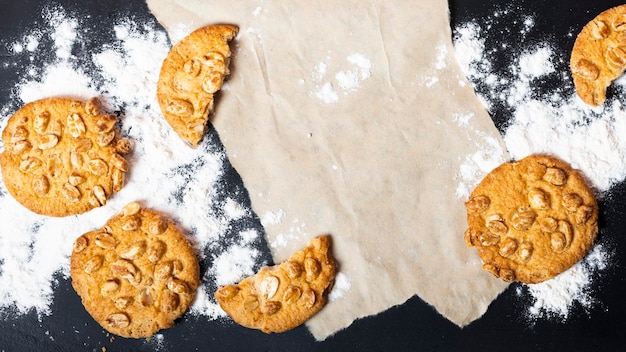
[157,24,238,147]
[0,97,131,217]
[464,154,598,284]
[70,202,200,338]
[570,4,626,106]
[215,235,335,333]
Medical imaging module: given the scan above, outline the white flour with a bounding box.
[309,53,372,104]
[328,272,351,302]
[453,8,616,321]
[0,5,267,323]
[522,243,611,320]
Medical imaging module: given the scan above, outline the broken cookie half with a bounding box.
[571,4,626,106]
[157,24,238,147]
[215,235,336,333]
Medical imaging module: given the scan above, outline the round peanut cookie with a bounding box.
[157,24,238,147]
[70,202,200,338]
[215,235,336,333]
[464,154,598,284]
[571,4,626,106]
[0,97,132,217]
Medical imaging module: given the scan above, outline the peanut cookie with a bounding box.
[0,97,131,217]
[157,24,238,147]
[571,4,626,106]
[70,202,200,338]
[464,154,598,284]
[215,235,335,333]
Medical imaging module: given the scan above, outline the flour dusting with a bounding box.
[0,5,268,326]
[453,6,615,322]
[520,242,612,320]
[310,53,372,104]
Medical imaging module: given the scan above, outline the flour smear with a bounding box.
[453,6,618,321]
[0,4,271,332]
[308,52,372,104]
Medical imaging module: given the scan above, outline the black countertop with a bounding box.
[0,0,625,351]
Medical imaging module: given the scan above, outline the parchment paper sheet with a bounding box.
[146,0,509,340]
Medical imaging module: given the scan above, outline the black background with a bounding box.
[1,0,626,351]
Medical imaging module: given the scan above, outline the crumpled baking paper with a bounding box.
[146,0,509,340]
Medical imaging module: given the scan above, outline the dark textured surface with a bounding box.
[0,1,624,351]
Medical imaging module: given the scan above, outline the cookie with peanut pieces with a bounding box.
[0,97,132,217]
[157,24,238,147]
[464,154,598,284]
[70,202,200,338]
[215,235,336,333]
[571,4,626,106]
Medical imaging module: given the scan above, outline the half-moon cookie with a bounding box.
[464,154,598,284]
[157,24,238,147]
[0,97,132,217]
[571,4,626,106]
[215,235,336,333]
[70,202,200,338]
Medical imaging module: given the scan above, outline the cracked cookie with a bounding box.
[157,24,238,147]
[0,97,132,217]
[70,202,200,338]
[215,235,336,333]
[464,154,598,284]
[571,4,626,106]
